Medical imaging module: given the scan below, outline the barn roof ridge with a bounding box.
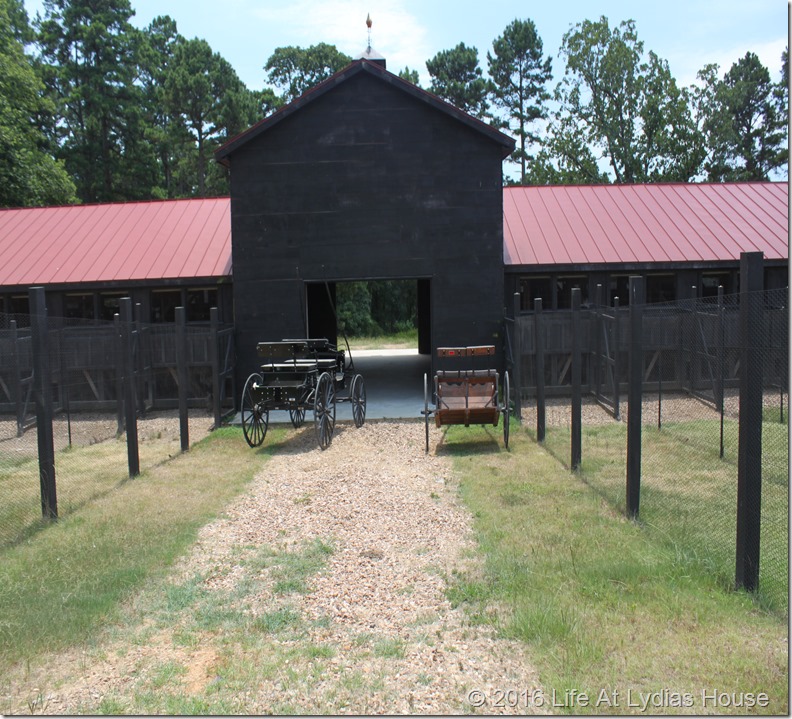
[214,58,516,163]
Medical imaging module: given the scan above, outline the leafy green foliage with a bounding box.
[545,16,703,184]
[337,281,417,338]
[427,43,490,119]
[0,0,76,207]
[264,43,350,104]
[703,51,787,181]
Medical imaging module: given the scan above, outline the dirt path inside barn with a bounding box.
[2,421,545,714]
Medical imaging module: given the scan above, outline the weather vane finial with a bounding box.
[366,13,372,50]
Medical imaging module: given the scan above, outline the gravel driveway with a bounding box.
[4,420,545,714]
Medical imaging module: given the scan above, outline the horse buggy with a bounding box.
[241,338,366,450]
[422,345,510,452]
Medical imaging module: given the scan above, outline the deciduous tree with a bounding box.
[264,43,350,103]
[0,0,75,206]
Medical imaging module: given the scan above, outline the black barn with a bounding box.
[215,59,514,385]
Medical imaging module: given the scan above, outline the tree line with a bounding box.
[1,0,788,208]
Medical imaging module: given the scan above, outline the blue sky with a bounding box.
[23,0,787,92]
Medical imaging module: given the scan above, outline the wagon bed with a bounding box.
[422,346,510,451]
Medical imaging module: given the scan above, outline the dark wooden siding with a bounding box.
[228,71,506,381]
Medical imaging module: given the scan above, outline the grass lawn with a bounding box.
[0,427,284,669]
[442,420,788,715]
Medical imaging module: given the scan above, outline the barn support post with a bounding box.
[594,284,602,399]
[175,307,190,452]
[570,288,582,471]
[735,251,764,593]
[210,307,221,430]
[29,287,57,520]
[120,298,140,477]
[534,298,546,442]
[511,292,522,422]
[626,276,645,519]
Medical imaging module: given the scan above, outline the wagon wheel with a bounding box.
[314,371,336,450]
[502,370,511,449]
[241,373,268,447]
[289,405,306,428]
[423,372,430,453]
[350,374,366,428]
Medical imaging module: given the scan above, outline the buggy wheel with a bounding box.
[241,373,268,447]
[289,405,306,428]
[423,372,430,453]
[314,371,336,450]
[350,374,366,428]
[502,371,511,449]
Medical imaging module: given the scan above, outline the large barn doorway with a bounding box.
[305,278,431,419]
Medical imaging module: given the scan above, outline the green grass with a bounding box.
[442,422,788,715]
[0,426,284,669]
[346,328,418,349]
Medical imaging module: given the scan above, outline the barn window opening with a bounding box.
[646,274,676,303]
[519,276,552,310]
[151,289,181,323]
[65,293,94,323]
[556,275,588,309]
[187,288,217,322]
[99,292,125,321]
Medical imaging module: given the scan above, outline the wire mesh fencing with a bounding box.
[526,285,788,615]
[0,310,217,549]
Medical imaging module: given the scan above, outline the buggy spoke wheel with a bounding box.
[241,373,268,447]
[289,405,306,428]
[314,372,336,449]
[350,374,366,428]
[502,371,511,449]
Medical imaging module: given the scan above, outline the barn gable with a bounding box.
[215,58,515,383]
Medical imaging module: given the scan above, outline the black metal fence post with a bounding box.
[512,292,522,422]
[735,251,764,592]
[718,286,726,459]
[613,297,621,420]
[29,287,57,519]
[176,306,190,452]
[114,313,124,436]
[120,298,140,477]
[10,319,23,437]
[210,307,221,430]
[571,288,582,471]
[626,276,645,519]
[534,298,546,442]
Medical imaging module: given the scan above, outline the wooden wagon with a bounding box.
[422,345,510,452]
[240,338,366,450]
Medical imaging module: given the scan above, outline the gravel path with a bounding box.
[3,420,544,714]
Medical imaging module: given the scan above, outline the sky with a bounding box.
[22,0,788,93]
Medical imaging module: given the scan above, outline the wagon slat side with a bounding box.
[422,345,510,452]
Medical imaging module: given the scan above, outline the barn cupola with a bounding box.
[355,13,386,68]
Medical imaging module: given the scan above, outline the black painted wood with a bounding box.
[225,70,508,385]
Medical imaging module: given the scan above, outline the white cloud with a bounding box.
[252,0,433,82]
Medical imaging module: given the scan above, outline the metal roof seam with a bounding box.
[721,183,787,253]
[574,185,620,264]
[639,184,702,262]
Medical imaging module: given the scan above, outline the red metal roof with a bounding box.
[503,182,789,267]
[0,197,231,287]
[0,183,786,289]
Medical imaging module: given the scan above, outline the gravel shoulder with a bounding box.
[2,420,544,714]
